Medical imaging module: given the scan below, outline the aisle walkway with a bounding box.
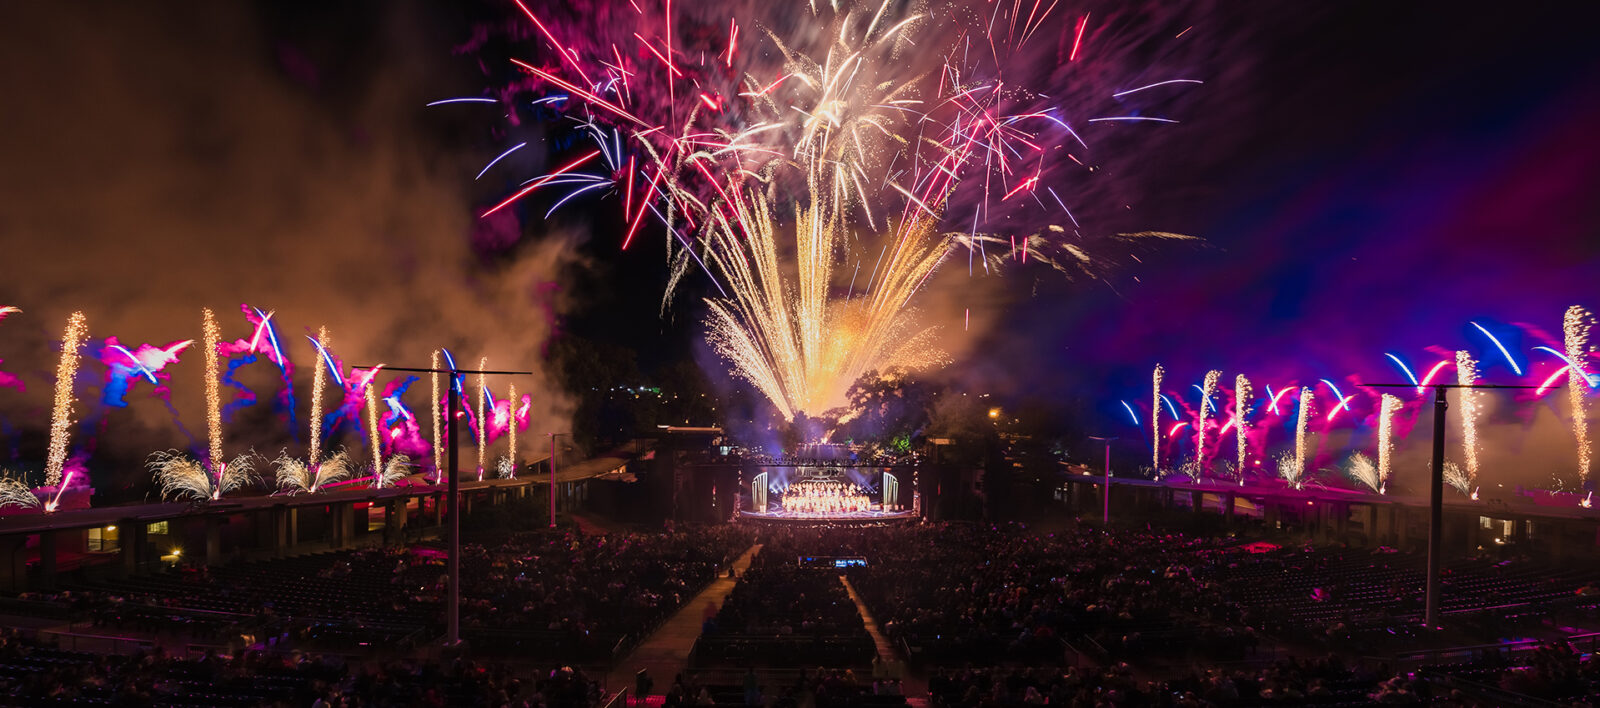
[606,543,762,692]
[841,576,927,702]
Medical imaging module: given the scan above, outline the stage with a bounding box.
[738,508,918,525]
[742,464,916,525]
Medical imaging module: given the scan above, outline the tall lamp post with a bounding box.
[548,432,569,528]
[355,363,531,648]
[1362,381,1531,630]
[1087,436,1117,526]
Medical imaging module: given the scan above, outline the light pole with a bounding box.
[355,363,531,648]
[548,432,569,528]
[1362,381,1532,630]
[1087,436,1117,526]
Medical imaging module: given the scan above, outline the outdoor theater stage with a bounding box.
[738,507,918,525]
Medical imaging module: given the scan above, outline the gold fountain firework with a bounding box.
[507,382,517,479]
[1152,365,1165,471]
[1377,393,1400,494]
[476,358,488,478]
[1234,374,1252,477]
[1294,387,1314,480]
[308,326,329,466]
[1199,370,1221,472]
[202,308,224,475]
[365,374,383,479]
[430,349,443,480]
[44,311,87,488]
[1565,305,1593,484]
[1455,350,1480,496]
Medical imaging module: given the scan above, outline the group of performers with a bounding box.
[779,478,872,516]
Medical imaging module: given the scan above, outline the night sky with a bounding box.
[2,1,1599,480]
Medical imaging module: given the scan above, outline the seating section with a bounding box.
[0,628,600,707]
[45,525,753,662]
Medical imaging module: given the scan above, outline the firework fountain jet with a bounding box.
[484,0,1199,422]
[308,327,329,467]
[1198,370,1220,473]
[1565,305,1593,485]
[44,312,88,491]
[1455,350,1481,499]
[1152,365,1165,472]
[202,309,224,477]
[505,382,518,479]
[476,359,488,481]
[1294,387,1314,483]
[365,369,384,480]
[1234,374,1251,480]
[431,349,443,482]
[1377,393,1400,494]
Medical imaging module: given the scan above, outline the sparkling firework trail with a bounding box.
[0,473,40,510]
[1377,393,1399,493]
[507,382,517,479]
[1455,350,1481,487]
[1566,305,1594,484]
[1443,461,1471,497]
[1120,400,1139,426]
[1469,322,1522,375]
[431,349,443,481]
[44,312,87,488]
[202,308,224,474]
[365,369,384,478]
[1417,360,1451,394]
[1152,365,1164,471]
[1384,353,1420,388]
[308,327,329,467]
[1325,395,1354,423]
[1346,452,1379,493]
[1267,385,1292,415]
[1234,374,1251,475]
[1199,370,1220,473]
[476,358,487,480]
[1294,387,1313,482]
[1318,379,1345,400]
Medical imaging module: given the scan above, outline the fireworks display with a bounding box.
[476,358,488,479]
[1152,364,1164,471]
[1443,461,1471,497]
[308,326,330,467]
[1377,393,1400,494]
[1293,387,1313,481]
[274,449,350,495]
[1565,305,1593,484]
[1199,370,1221,472]
[463,0,1199,421]
[44,312,88,489]
[431,349,443,480]
[0,474,40,510]
[1234,374,1252,477]
[365,371,383,478]
[1454,350,1480,491]
[202,308,224,473]
[506,382,517,479]
[1346,452,1379,493]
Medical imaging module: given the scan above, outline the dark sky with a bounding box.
[2,1,1599,477]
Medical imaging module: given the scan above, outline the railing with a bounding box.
[1391,631,1600,667]
[1419,670,1572,708]
[30,628,155,655]
[602,688,628,708]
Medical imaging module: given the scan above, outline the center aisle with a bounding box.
[607,543,763,695]
[841,576,928,705]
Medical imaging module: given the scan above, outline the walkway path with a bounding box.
[606,543,762,693]
[841,576,927,703]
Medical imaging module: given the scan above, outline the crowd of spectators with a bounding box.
[0,626,601,707]
[30,524,753,662]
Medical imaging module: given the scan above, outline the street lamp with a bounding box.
[548,432,569,528]
[1087,436,1117,526]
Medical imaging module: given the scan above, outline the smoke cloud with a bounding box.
[0,2,575,497]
